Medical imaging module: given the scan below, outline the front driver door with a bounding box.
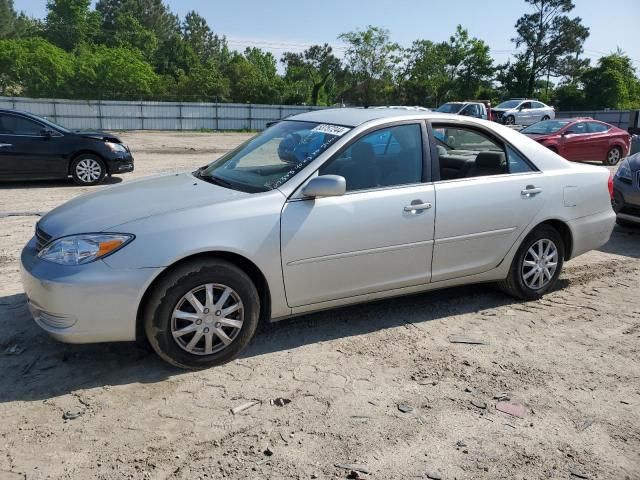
[280,122,435,307]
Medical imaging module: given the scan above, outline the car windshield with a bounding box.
[198,120,350,193]
[521,120,571,134]
[495,100,522,109]
[437,103,464,114]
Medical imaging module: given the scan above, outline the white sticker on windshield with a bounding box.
[311,124,350,137]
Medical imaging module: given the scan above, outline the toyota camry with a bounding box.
[21,108,615,369]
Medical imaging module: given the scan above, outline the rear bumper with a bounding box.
[20,236,160,344]
[613,176,640,222]
[568,209,616,259]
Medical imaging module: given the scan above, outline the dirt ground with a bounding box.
[0,131,639,480]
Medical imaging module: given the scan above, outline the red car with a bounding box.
[521,118,631,165]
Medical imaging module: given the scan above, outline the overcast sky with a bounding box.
[16,0,640,68]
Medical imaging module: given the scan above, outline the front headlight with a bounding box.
[38,233,134,265]
[615,160,633,183]
[105,141,128,153]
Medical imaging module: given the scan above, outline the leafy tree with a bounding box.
[225,48,284,104]
[402,40,449,105]
[95,0,179,42]
[512,0,589,97]
[0,37,73,96]
[182,11,229,65]
[338,26,402,106]
[445,26,494,100]
[71,44,160,99]
[0,0,17,39]
[582,52,640,109]
[281,44,341,105]
[45,0,100,50]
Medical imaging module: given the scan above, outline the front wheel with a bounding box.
[499,225,565,300]
[505,115,516,125]
[144,259,260,369]
[604,146,622,166]
[71,154,106,185]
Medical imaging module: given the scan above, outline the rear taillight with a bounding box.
[608,173,614,200]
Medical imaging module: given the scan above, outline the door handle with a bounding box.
[404,201,432,213]
[521,185,542,197]
[0,143,12,148]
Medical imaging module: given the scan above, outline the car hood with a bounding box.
[72,130,122,143]
[626,152,640,171]
[38,173,250,238]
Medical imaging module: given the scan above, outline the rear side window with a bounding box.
[319,124,423,191]
[433,125,534,180]
[531,101,545,109]
[0,114,43,135]
[588,122,610,133]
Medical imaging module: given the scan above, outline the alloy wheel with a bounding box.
[521,239,559,290]
[171,283,244,355]
[607,148,621,165]
[75,158,103,183]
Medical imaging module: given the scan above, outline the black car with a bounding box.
[0,109,134,186]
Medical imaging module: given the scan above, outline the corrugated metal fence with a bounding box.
[557,110,632,130]
[0,96,327,131]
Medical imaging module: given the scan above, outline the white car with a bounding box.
[21,108,615,369]
[492,99,555,125]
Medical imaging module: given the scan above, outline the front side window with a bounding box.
[434,125,534,180]
[0,114,43,135]
[570,122,588,135]
[520,102,532,110]
[319,124,423,191]
[199,120,350,193]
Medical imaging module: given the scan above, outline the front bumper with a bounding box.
[613,175,640,223]
[20,237,160,344]
[106,152,135,175]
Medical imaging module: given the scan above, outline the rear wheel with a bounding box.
[144,259,260,370]
[604,146,622,166]
[499,225,565,300]
[71,154,106,185]
[542,115,550,121]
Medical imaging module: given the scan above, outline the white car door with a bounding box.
[430,123,547,281]
[280,122,436,307]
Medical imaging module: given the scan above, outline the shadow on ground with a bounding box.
[0,176,123,190]
[0,283,515,404]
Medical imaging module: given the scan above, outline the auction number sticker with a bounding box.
[311,124,351,136]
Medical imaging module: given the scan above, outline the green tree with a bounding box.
[95,0,179,42]
[0,0,17,38]
[445,25,494,100]
[225,48,283,104]
[45,0,100,50]
[338,25,402,106]
[582,52,640,109]
[281,44,341,105]
[182,11,229,65]
[71,44,160,99]
[0,37,73,96]
[512,0,589,97]
[402,40,449,105]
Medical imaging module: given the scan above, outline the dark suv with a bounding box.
[0,109,134,185]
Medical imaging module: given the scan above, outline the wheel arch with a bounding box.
[530,218,573,260]
[135,251,272,343]
[68,150,108,175]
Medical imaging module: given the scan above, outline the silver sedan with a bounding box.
[21,108,615,369]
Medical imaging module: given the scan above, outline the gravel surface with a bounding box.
[1,131,639,480]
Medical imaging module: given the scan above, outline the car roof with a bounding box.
[289,107,451,127]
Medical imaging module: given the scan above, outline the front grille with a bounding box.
[35,225,52,252]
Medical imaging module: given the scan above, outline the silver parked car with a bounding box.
[492,99,555,125]
[21,108,615,369]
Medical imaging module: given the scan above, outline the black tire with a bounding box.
[71,154,106,185]
[604,146,622,166]
[505,115,515,125]
[542,115,550,121]
[499,225,565,300]
[144,259,260,370]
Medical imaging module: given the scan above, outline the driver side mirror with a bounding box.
[302,175,346,198]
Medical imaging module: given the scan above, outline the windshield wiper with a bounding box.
[195,170,234,189]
